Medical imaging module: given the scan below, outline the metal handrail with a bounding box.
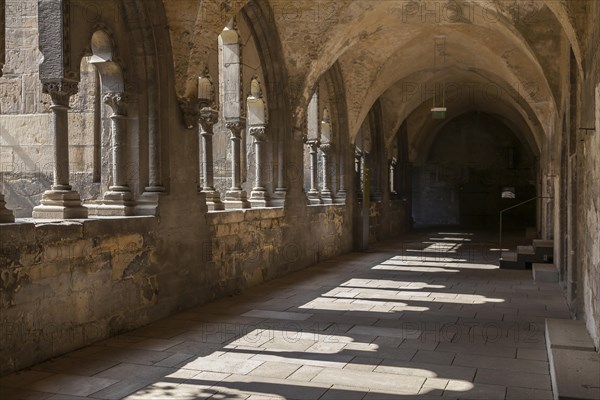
[498,196,553,261]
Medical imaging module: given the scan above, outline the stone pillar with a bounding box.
[319,108,334,204]
[219,21,248,209]
[271,114,287,206]
[199,106,224,210]
[137,93,163,216]
[0,2,14,223]
[336,146,347,203]
[104,93,130,191]
[0,0,4,78]
[320,142,334,204]
[33,81,88,219]
[389,159,397,196]
[355,149,362,196]
[99,92,134,215]
[249,126,269,207]
[146,93,163,192]
[224,120,250,209]
[247,78,269,207]
[306,139,322,204]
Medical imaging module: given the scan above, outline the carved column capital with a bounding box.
[249,125,268,142]
[178,97,199,129]
[103,92,128,116]
[225,119,246,139]
[199,106,219,136]
[320,141,334,154]
[306,138,320,150]
[43,80,79,106]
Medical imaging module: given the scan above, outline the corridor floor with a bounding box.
[0,230,569,400]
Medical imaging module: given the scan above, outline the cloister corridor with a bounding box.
[0,230,566,400]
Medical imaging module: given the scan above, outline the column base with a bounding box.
[33,190,88,219]
[224,189,250,209]
[94,191,135,216]
[0,194,15,223]
[144,185,165,193]
[249,189,269,208]
[135,191,162,216]
[335,190,347,204]
[270,188,287,207]
[202,189,225,211]
[307,191,322,205]
[321,190,334,205]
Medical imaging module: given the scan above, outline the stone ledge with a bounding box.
[307,204,346,213]
[546,318,596,352]
[0,216,157,244]
[546,318,600,400]
[548,349,600,400]
[206,207,285,224]
[533,263,559,283]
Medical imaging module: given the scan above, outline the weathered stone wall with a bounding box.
[579,94,600,349]
[0,203,354,376]
[207,205,352,293]
[369,200,408,243]
[0,217,161,375]
[578,2,600,348]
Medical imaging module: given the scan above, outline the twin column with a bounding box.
[32,81,88,219]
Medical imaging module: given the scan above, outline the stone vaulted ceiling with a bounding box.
[163,0,586,155]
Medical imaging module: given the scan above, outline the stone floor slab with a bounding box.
[29,374,118,397]
[3,230,564,400]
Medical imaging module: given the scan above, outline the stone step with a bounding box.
[545,318,596,352]
[532,263,559,283]
[500,251,527,270]
[533,240,554,259]
[533,239,554,248]
[545,318,599,400]
[517,244,546,263]
[517,245,535,255]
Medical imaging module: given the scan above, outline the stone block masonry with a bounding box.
[0,205,354,376]
[0,217,160,375]
[206,205,352,294]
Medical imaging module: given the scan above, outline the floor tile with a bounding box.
[5,231,562,400]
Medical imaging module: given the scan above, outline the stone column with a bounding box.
[0,2,14,223]
[336,146,347,203]
[389,159,397,196]
[104,93,129,190]
[355,149,362,196]
[247,78,269,207]
[271,114,287,206]
[137,93,163,216]
[249,126,269,207]
[98,92,134,215]
[199,106,224,210]
[224,120,250,209]
[146,93,163,192]
[306,139,322,204]
[320,142,334,204]
[0,0,4,77]
[33,81,88,219]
